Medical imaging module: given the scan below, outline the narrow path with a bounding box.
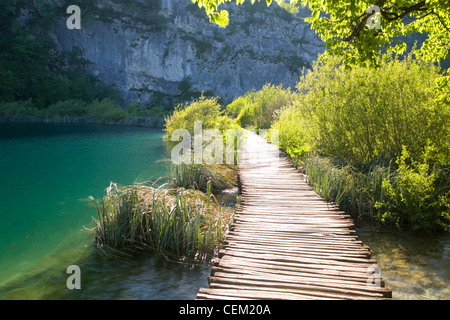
[197,131,391,300]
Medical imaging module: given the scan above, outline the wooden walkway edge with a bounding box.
[197,131,392,300]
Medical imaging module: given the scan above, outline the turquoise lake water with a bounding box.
[0,123,209,299]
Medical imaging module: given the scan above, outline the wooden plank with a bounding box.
[218,249,377,267]
[210,265,381,287]
[215,257,376,280]
[231,225,357,235]
[226,231,363,245]
[206,283,388,300]
[197,287,321,300]
[222,240,371,256]
[210,266,384,287]
[208,275,391,298]
[197,130,391,300]
[233,218,355,229]
[222,242,371,258]
[218,252,377,274]
[210,272,391,297]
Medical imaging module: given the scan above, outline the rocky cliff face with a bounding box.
[50,0,324,106]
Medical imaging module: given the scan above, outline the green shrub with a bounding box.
[0,100,38,116]
[292,53,447,164]
[234,83,293,130]
[127,102,149,117]
[270,106,312,162]
[44,100,87,117]
[86,98,127,124]
[375,146,450,232]
[164,96,237,139]
[225,92,253,118]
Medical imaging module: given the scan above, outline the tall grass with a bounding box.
[304,156,392,222]
[90,182,234,261]
[170,163,238,193]
[304,153,450,232]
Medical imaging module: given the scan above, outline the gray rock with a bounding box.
[50,0,325,106]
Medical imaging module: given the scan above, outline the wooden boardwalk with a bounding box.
[197,131,392,300]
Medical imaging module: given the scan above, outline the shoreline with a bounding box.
[0,115,166,128]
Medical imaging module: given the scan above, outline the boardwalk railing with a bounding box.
[197,131,391,300]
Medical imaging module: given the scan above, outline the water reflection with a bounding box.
[357,227,450,300]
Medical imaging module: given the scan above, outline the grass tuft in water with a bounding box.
[170,163,238,193]
[89,181,234,262]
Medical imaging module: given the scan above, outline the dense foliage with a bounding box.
[228,53,450,232]
[226,83,294,130]
[277,54,448,164]
[190,0,450,66]
[164,96,237,138]
[0,99,164,126]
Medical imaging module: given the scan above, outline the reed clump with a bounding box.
[90,181,234,261]
[304,153,450,232]
[304,156,392,221]
[170,163,238,193]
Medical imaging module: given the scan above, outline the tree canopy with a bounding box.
[190,0,450,66]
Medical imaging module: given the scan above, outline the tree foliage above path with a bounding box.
[190,0,450,66]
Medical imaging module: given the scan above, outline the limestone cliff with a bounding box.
[50,0,325,106]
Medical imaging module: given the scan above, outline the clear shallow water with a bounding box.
[357,227,450,300]
[0,123,209,299]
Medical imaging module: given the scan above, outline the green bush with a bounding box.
[164,96,237,138]
[86,98,127,124]
[126,102,148,117]
[234,83,293,130]
[225,92,253,118]
[44,100,87,117]
[291,54,448,164]
[375,146,450,232]
[0,100,38,116]
[270,106,312,162]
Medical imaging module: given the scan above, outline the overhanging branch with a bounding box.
[344,1,428,43]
